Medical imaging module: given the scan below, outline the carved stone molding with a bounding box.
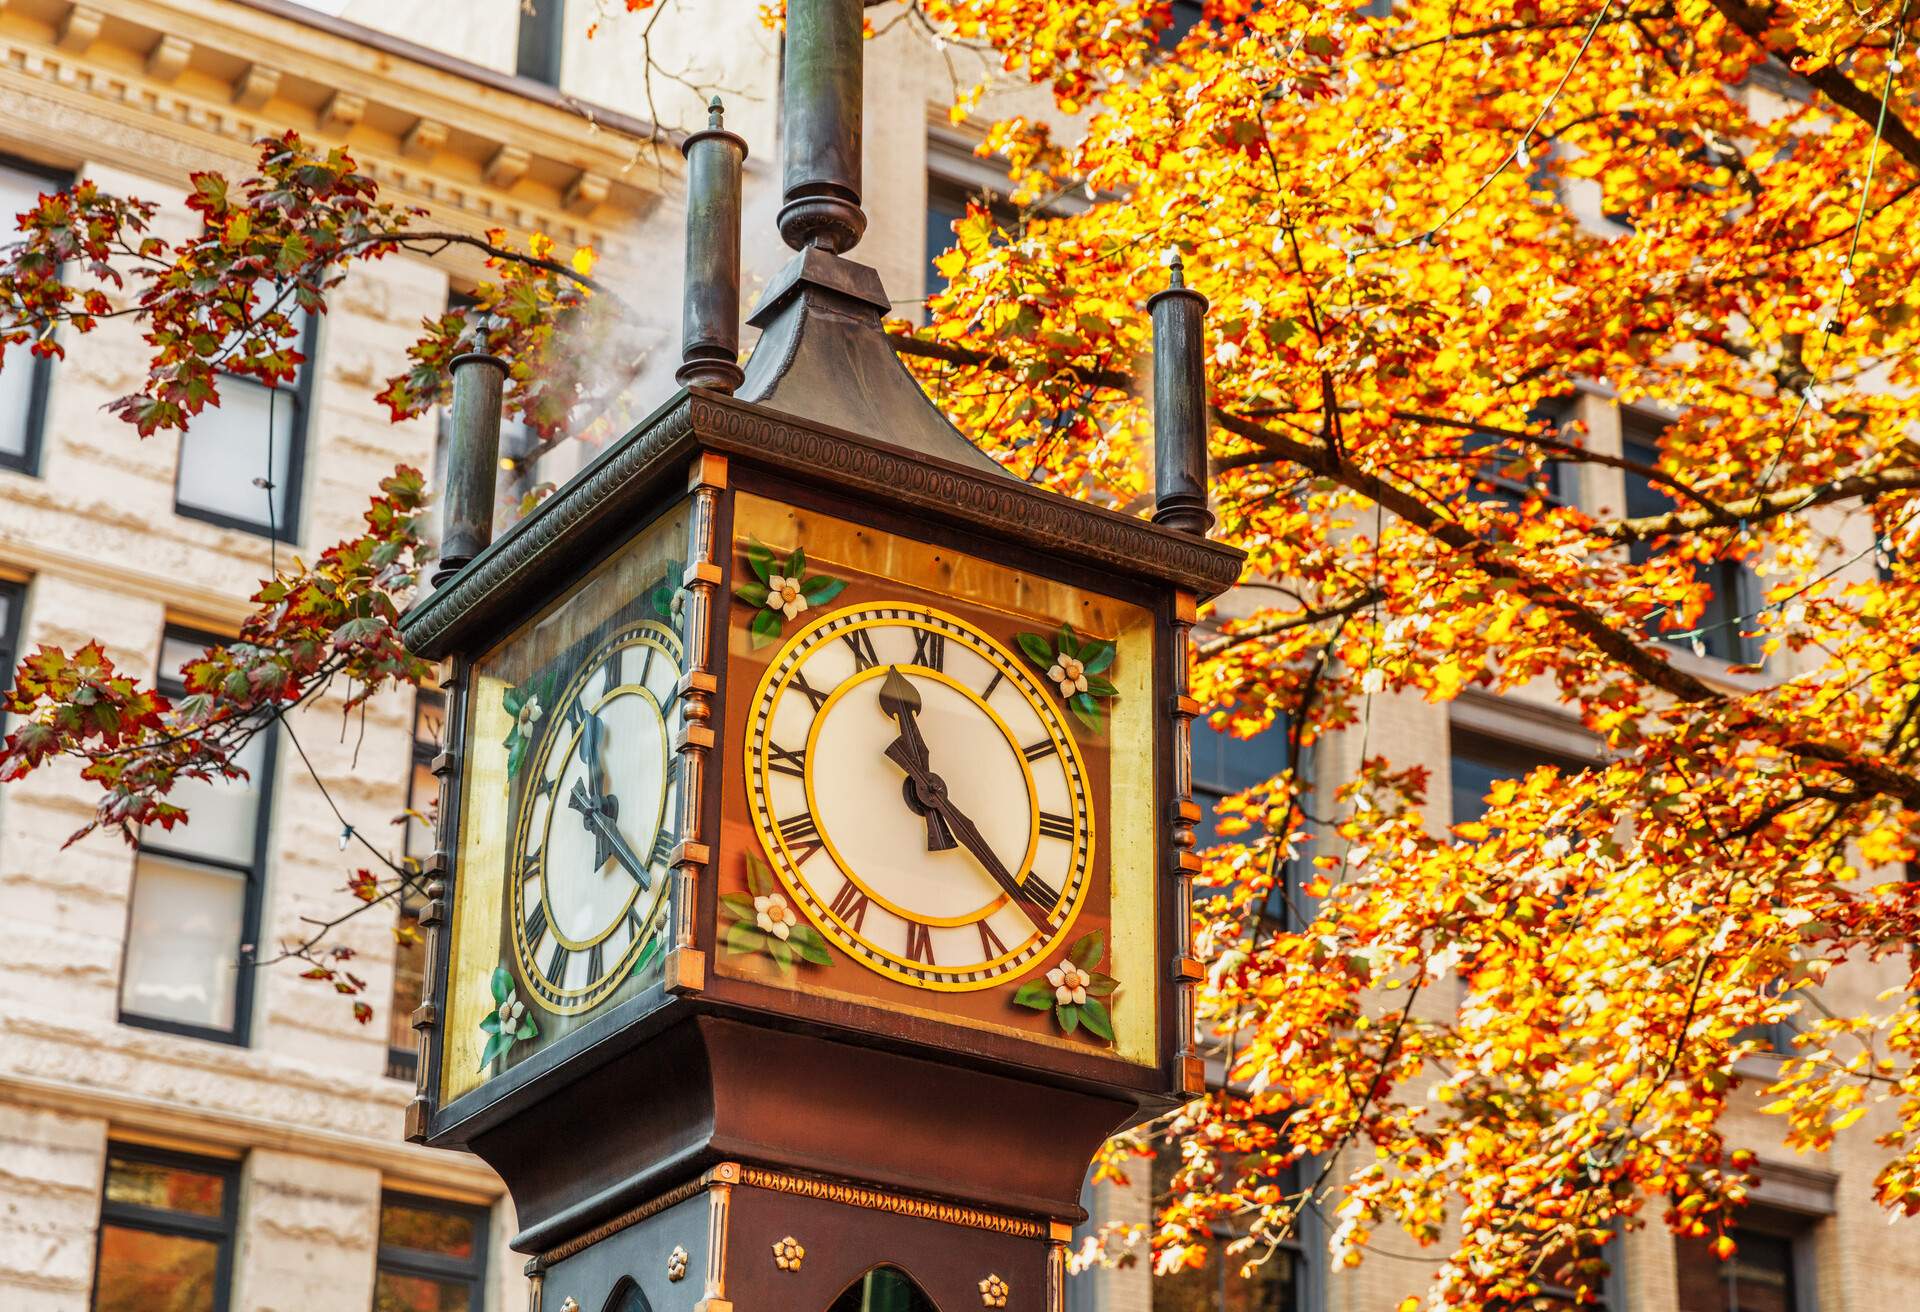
[736,1165,1050,1239]
[401,116,447,160]
[56,5,102,52]
[143,34,191,82]
[316,89,365,133]
[232,62,280,109]
[484,144,531,189]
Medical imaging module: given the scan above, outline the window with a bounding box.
[1449,727,1588,828]
[0,578,24,693]
[925,174,1018,299]
[1,155,67,475]
[1621,414,1753,663]
[1151,1142,1312,1312]
[388,687,444,1081]
[374,1193,490,1312]
[1465,401,1572,509]
[173,308,314,538]
[1675,1226,1808,1312]
[119,627,272,1043]
[1192,720,1287,850]
[91,1146,238,1312]
[516,0,566,85]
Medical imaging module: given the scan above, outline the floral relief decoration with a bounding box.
[1013,930,1118,1042]
[772,1236,805,1272]
[477,964,538,1069]
[1015,624,1116,733]
[734,539,847,648]
[501,670,557,779]
[979,1274,1010,1308]
[648,557,688,630]
[722,852,833,972]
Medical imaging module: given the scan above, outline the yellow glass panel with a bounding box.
[442,501,691,1106]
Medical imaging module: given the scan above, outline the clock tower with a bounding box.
[399,4,1244,1310]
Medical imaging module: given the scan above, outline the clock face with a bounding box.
[744,604,1094,990]
[509,620,680,1014]
[441,505,692,1105]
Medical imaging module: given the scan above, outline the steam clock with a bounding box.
[398,3,1244,1309]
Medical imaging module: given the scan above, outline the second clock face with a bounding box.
[510,619,681,1014]
[744,604,1095,990]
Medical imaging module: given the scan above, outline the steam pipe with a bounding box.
[777,0,866,253]
[678,96,748,393]
[432,353,508,586]
[1149,254,1214,537]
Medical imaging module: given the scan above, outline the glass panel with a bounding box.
[157,632,208,690]
[374,1270,472,1312]
[175,375,299,531]
[120,852,247,1030]
[1729,1231,1796,1312]
[0,584,19,692]
[93,1224,221,1312]
[104,1156,226,1216]
[388,906,425,1068]
[1622,431,1748,661]
[143,729,267,867]
[828,1266,940,1312]
[0,162,52,461]
[379,1200,477,1259]
[1449,750,1510,827]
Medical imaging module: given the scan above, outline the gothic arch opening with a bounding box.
[827,1263,941,1312]
[603,1276,653,1312]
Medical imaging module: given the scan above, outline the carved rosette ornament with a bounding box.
[980,1274,1011,1307]
[665,1245,689,1281]
[772,1235,806,1271]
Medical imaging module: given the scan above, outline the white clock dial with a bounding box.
[511,620,682,1013]
[744,603,1095,991]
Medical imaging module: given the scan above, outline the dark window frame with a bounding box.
[374,1191,491,1312]
[925,172,1021,300]
[0,576,24,693]
[91,1143,240,1312]
[1621,412,1756,664]
[0,152,72,478]
[171,308,317,540]
[1449,724,1593,829]
[1148,1132,1318,1312]
[515,0,566,86]
[1675,1213,1818,1312]
[118,625,274,1046]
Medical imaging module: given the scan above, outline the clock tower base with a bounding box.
[528,1159,1069,1312]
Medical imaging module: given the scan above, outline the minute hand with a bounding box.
[923,783,1062,932]
[569,780,654,890]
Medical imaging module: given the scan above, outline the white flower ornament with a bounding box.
[497,994,526,1028]
[516,695,543,734]
[1046,653,1088,699]
[1047,961,1090,1005]
[767,573,809,620]
[755,892,796,940]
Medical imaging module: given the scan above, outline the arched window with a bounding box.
[602,1277,653,1312]
[828,1264,940,1312]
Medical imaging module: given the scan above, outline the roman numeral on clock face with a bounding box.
[1037,811,1076,841]
[789,668,830,712]
[911,629,945,670]
[767,742,807,777]
[651,830,675,867]
[546,941,569,985]
[977,918,1009,958]
[524,899,548,947]
[1022,738,1058,762]
[842,628,880,671]
[828,878,871,931]
[778,810,824,865]
[905,920,935,965]
[587,941,604,984]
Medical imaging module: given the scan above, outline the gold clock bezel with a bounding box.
[743,602,1096,992]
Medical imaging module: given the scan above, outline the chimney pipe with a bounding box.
[1149,254,1214,537]
[678,96,748,393]
[433,353,508,586]
[777,0,866,253]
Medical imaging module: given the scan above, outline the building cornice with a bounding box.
[0,0,676,254]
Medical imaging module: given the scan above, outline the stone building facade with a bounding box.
[0,2,1914,1311]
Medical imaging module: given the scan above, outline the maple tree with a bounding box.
[7,0,1920,1305]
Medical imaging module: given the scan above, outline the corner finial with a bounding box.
[678,93,749,393]
[1148,253,1213,538]
[776,0,867,253]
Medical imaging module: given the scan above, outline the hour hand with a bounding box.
[884,737,957,851]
